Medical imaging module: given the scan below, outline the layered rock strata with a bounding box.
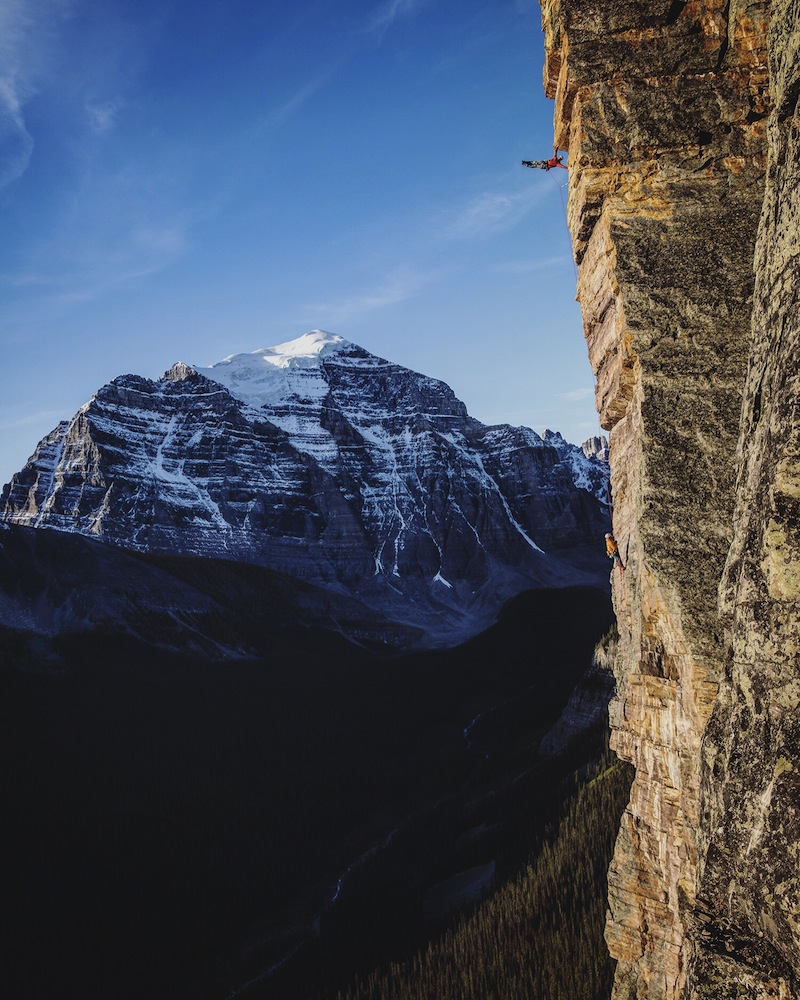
[1,334,611,646]
[696,2,800,994]
[537,0,800,996]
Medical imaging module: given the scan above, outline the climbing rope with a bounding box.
[547,170,577,281]
[523,146,577,280]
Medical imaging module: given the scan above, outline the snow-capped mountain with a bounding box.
[1,331,610,645]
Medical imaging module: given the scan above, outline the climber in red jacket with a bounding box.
[522,147,568,171]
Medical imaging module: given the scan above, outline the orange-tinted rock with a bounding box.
[535,0,800,995]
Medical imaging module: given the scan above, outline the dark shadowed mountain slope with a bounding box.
[0,522,429,661]
[0,576,614,1000]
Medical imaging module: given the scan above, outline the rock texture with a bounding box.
[539,631,616,756]
[538,0,800,996]
[696,2,800,994]
[1,332,610,647]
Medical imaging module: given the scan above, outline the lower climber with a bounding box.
[605,533,625,577]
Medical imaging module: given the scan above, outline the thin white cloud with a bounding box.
[0,269,50,288]
[295,177,554,331]
[561,387,595,402]
[50,220,188,304]
[257,72,333,131]
[0,408,65,432]
[365,0,424,39]
[0,0,75,189]
[491,255,569,274]
[130,224,186,258]
[2,204,191,307]
[0,0,36,188]
[0,83,33,188]
[85,98,121,134]
[440,186,548,242]
[304,266,436,325]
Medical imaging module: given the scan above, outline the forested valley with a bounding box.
[1,586,628,1000]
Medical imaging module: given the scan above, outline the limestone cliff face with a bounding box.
[537,0,799,996]
[696,3,800,994]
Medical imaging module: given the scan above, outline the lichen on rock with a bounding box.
[536,0,799,995]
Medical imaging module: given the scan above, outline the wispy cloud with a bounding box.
[2,165,193,305]
[0,0,77,189]
[257,72,333,131]
[304,266,437,325]
[0,408,66,432]
[0,0,39,189]
[297,175,553,330]
[440,186,548,242]
[51,225,188,304]
[85,98,122,134]
[0,76,34,187]
[364,0,425,39]
[491,255,569,274]
[561,387,595,402]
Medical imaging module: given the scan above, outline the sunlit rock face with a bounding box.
[537,0,800,996]
[700,2,800,994]
[0,332,611,647]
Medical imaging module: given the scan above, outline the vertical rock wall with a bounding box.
[534,0,799,996]
[695,2,800,995]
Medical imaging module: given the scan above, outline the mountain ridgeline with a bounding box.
[0,331,623,999]
[1,331,610,648]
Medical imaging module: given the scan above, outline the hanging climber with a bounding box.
[605,532,625,577]
[522,147,568,171]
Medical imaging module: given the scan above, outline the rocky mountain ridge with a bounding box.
[1,331,611,647]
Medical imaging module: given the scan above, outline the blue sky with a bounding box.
[0,0,599,488]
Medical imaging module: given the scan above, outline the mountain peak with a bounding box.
[1,332,612,646]
[188,331,352,409]
[211,330,349,372]
[258,330,349,365]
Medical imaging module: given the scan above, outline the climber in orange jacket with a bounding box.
[522,147,568,171]
[605,533,625,576]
